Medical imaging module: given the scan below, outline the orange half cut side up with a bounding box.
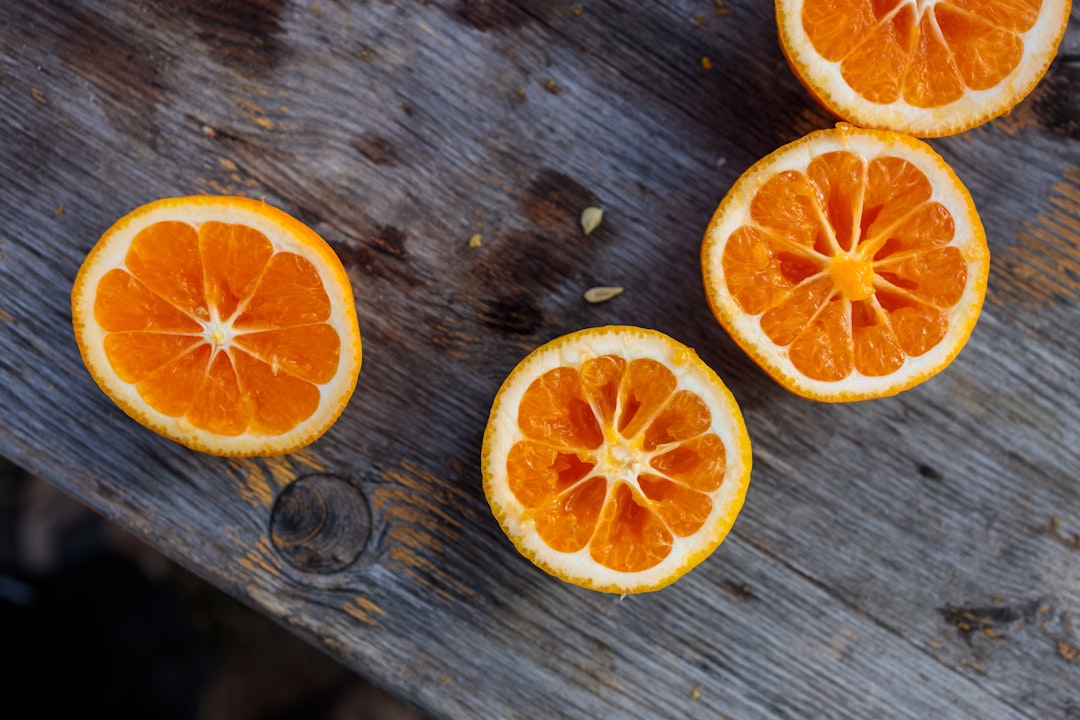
[702,124,989,401]
[482,326,752,594]
[777,0,1073,136]
[71,196,363,456]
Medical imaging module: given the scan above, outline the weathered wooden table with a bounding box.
[2,2,1079,717]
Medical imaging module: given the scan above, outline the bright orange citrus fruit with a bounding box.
[71,196,362,457]
[482,326,752,594]
[701,124,989,402]
[777,0,1073,137]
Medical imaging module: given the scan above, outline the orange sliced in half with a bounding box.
[777,0,1072,137]
[482,326,752,593]
[701,125,989,402]
[71,196,363,456]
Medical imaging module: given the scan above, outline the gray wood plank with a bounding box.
[1,1,1078,718]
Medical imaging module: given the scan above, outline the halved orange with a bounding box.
[777,0,1073,137]
[71,196,362,456]
[482,326,752,594]
[701,124,989,402]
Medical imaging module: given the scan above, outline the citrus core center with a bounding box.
[205,320,233,348]
[601,442,646,486]
[830,255,876,301]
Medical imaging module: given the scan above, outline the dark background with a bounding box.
[0,456,428,720]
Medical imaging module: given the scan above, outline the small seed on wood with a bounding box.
[581,206,604,235]
[584,286,623,303]
[468,233,483,248]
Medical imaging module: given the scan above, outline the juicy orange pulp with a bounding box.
[505,355,725,573]
[805,0,1040,108]
[96,219,341,436]
[721,149,967,382]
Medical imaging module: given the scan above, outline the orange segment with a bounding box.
[589,484,674,574]
[125,221,206,316]
[94,270,203,333]
[617,359,677,439]
[750,171,824,250]
[901,10,965,108]
[935,5,1024,91]
[948,0,1040,33]
[506,441,595,508]
[800,0,884,61]
[889,303,949,356]
[720,226,797,315]
[71,196,362,456]
[236,252,333,329]
[518,367,604,450]
[702,125,989,401]
[534,476,608,554]
[852,320,906,377]
[877,246,968,306]
[760,276,836,347]
[807,150,864,252]
[642,390,711,451]
[187,352,247,437]
[231,348,323,435]
[840,3,916,105]
[198,221,274,320]
[649,434,727,493]
[579,354,626,426]
[777,0,1072,136]
[103,333,201,383]
[637,475,713,538]
[234,324,342,384]
[788,299,854,382]
[135,344,212,419]
[482,326,752,594]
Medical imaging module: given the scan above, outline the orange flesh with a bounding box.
[94,221,341,435]
[722,151,966,381]
[803,0,1039,108]
[506,357,727,573]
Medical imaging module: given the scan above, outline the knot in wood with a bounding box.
[269,474,371,574]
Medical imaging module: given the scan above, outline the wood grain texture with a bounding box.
[2,1,1079,718]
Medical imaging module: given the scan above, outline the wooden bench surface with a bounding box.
[2,2,1079,717]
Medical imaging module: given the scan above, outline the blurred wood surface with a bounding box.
[1,2,1079,718]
